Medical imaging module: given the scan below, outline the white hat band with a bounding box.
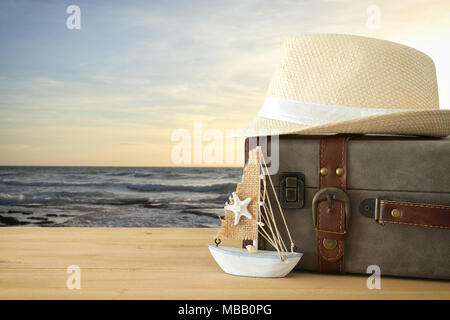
[257,97,407,126]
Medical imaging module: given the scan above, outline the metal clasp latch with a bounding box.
[280,173,305,209]
[312,187,351,230]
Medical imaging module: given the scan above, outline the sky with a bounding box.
[0,0,449,166]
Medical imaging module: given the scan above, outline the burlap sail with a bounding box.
[217,148,259,240]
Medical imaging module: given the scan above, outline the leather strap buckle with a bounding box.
[360,197,450,230]
[312,187,351,230]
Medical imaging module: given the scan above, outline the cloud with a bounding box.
[0,0,449,165]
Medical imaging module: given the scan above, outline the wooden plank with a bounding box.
[0,227,449,299]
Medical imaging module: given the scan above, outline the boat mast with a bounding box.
[254,146,263,249]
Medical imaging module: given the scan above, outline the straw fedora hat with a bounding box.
[240,34,450,137]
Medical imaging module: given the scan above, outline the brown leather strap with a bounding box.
[315,229,347,240]
[379,200,450,230]
[316,136,349,273]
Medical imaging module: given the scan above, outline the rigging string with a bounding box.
[256,151,286,260]
[257,177,285,257]
[259,152,296,253]
[262,185,288,253]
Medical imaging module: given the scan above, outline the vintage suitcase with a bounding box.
[244,134,450,279]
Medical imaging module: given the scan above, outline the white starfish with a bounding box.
[225,192,252,225]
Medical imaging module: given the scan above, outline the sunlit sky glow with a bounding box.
[1,0,449,166]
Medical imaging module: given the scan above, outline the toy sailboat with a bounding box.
[208,147,302,278]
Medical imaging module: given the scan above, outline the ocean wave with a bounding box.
[1,179,237,194]
[0,193,25,203]
[126,182,236,193]
[0,172,16,177]
[133,171,197,179]
[0,185,235,209]
[108,171,134,176]
[133,173,153,178]
[1,180,114,188]
[0,191,153,206]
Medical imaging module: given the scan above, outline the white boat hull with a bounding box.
[208,244,302,278]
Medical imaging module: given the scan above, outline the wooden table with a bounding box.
[0,227,448,299]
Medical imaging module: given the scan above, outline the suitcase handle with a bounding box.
[360,198,450,230]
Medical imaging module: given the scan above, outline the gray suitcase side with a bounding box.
[251,135,450,279]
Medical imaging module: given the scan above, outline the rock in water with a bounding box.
[0,215,29,226]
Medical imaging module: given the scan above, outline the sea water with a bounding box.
[0,166,240,227]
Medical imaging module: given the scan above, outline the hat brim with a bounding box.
[237,109,450,138]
